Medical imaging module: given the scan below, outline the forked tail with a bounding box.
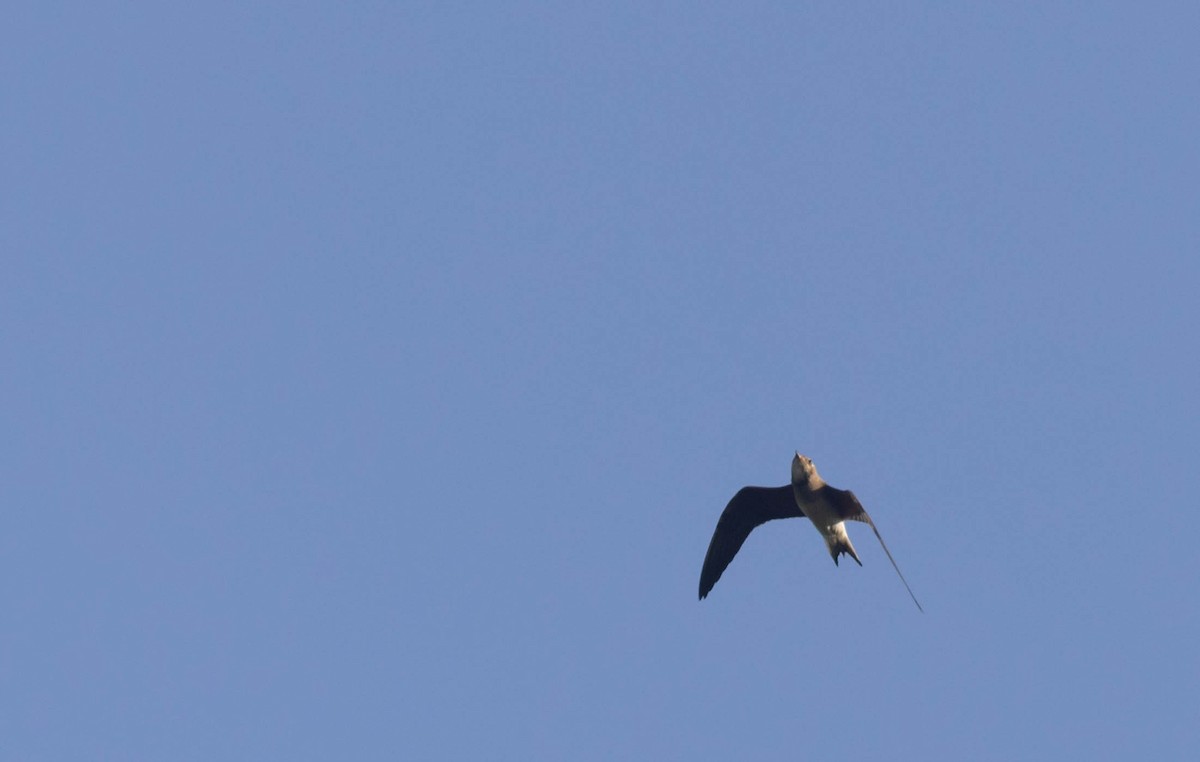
[826,529,863,567]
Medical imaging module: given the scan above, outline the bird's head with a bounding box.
[792,452,822,485]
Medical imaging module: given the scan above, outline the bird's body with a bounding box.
[698,453,922,611]
[789,454,863,567]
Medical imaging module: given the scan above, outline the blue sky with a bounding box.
[4,3,1198,759]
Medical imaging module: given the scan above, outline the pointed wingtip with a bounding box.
[866,523,923,612]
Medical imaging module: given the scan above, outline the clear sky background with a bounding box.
[4,3,1198,760]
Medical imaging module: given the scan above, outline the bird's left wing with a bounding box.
[830,489,924,612]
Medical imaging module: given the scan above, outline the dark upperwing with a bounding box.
[698,486,803,599]
[823,486,924,612]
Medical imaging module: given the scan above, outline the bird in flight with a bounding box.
[698,453,922,611]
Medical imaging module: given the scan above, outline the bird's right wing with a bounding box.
[698,486,802,599]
